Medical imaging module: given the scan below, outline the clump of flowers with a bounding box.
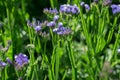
[14,53,28,69]
[27,19,42,32]
[53,22,72,35]
[47,21,56,27]
[80,1,90,12]
[43,8,58,14]
[111,4,120,14]
[60,4,80,14]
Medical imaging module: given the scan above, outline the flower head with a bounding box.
[53,24,72,35]
[58,22,63,27]
[80,2,85,6]
[71,5,80,14]
[15,53,28,69]
[54,15,59,21]
[34,25,42,32]
[47,21,56,27]
[60,4,80,14]
[6,57,13,64]
[0,61,7,68]
[84,4,90,11]
[43,8,58,14]
[111,4,120,14]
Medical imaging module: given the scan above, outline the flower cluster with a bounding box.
[111,4,120,14]
[47,21,56,27]
[43,8,58,14]
[15,53,28,69]
[0,61,7,68]
[60,4,80,14]
[27,19,42,32]
[53,15,59,22]
[80,2,90,11]
[53,22,72,35]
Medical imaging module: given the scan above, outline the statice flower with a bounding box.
[14,53,28,69]
[0,61,7,68]
[111,4,120,14]
[53,23,72,35]
[60,4,80,14]
[47,21,56,27]
[43,8,58,14]
[53,15,59,21]
[84,4,90,11]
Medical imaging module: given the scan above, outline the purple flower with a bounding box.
[6,58,12,64]
[0,61,7,67]
[60,4,68,12]
[53,25,72,35]
[84,4,90,11]
[80,2,85,6]
[111,4,120,14]
[47,21,56,27]
[71,5,80,14]
[43,8,58,14]
[34,25,41,32]
[54,15,59,21]
[58,22,63,27]
[15,53,28,69]
[60,4,80,14]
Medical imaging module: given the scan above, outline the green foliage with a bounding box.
[0,0,120,80]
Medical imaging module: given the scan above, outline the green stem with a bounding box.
[67,40,76,80]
